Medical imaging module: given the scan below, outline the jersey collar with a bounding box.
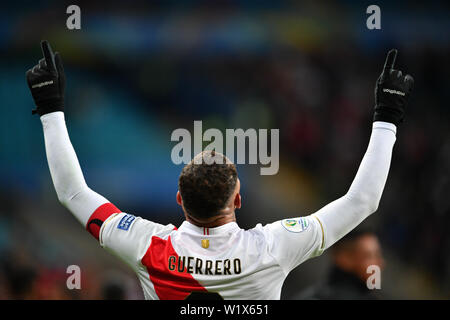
[179,220,240,235]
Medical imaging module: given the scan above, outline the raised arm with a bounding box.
[26,41,121,240]
[313,49,414,250]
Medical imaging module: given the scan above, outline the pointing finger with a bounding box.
[383,49,397,74]
[41,40,56,71]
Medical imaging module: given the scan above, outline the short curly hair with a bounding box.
[178,151,238,220]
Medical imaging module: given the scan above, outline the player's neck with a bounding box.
[185,212,236,228]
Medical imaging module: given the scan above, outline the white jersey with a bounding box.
[99,212,325,300]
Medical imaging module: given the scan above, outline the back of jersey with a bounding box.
[100,213,325,300]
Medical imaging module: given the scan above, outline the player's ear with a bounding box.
[176,191,183,206]
[234,193,241,209]
[233,178,241,209]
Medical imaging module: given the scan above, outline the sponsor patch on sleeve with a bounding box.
[281,217,310,233]
[117,214,136,231]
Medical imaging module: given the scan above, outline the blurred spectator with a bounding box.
[294,229,385,300]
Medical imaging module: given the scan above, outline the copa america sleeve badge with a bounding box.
[281,217,310,233]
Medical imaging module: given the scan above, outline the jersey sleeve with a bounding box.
[99,212,175,271]
[263,214,325,274]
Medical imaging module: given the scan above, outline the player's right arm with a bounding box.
[26,40,121,240]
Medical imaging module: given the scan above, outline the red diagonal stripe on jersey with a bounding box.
[85,203,121,240]
[141,235,207,300]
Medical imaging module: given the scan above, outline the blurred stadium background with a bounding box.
[0,0,449,299]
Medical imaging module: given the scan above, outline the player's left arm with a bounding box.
[264,50,414,273]
[313,49,414,251]
[26,40,121,240]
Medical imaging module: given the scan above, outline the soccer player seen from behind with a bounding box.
[26,41,414,300]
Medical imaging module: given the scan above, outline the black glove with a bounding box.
[373,49,414,125]
[26,40,66,116]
